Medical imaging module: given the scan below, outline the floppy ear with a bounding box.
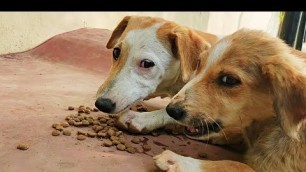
[106,16,131,49]
[169,27,210,82]
[264,55,306,141]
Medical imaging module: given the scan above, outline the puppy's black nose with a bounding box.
[95,97,116,113]
[166,103,186,120]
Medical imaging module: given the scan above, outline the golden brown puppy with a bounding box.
[95,16,241,145]
[154,29,306,172]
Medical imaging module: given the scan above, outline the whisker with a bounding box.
[203,118,210,145]
[205,114,229,143]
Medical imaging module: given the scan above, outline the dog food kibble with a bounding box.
[82,120,90,126]
[84,109,91,114]
[87,132,96,138]
[112,140,121,145]
[68,106,75,110]
[79,105,85,108]
[97,132,107,138]
[107,129,115,136]
[74,122,82,127]
[52,130,61,136]
[17,144,29,150]
[93,120,100,125]
[61,122,69,128]
[131,137,141,144]
[78,116,85,121]
[55,125,64,131]
[74,118,80,122]
[95,126,103,132]
[77,131,86,135]
[93,108,99,112]
[198,152,208,159]
[68,119,74,125]
[77,135,86,140]
[126,147,137,154]
[118,138,126,144]
[116,144,126,151]
[142,144,151,151]
[52,123,60,128]
[63,130,71,136]
[116,131,123,136]
[110,136,119,141]
[78,109,85,113]
[103,139,113,147]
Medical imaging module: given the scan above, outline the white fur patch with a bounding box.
[99,22,179,113]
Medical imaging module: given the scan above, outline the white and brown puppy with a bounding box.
[95,16,220,136]
[154,29,306,172]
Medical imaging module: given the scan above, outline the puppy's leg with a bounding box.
[154,150,254,172]
[116,108,177,133]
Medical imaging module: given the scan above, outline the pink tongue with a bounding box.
[187,126,198,133]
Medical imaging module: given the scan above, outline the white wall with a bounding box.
[0,12,280,55]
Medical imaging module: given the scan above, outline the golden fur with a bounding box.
[158,29,306,171]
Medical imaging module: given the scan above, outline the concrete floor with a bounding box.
[0,28,242,172]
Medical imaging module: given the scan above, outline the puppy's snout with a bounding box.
[166,103,186,120]
[95,97,116,113]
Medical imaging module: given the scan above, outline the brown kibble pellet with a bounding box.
[77,135,86,140]
[77,131,86,135]
[93,108,99,112]
[61,122,69,128]
[142,144,151,151]
[95,126,103,132]
[52,123,60,128]
[131,137,141,144]
[198,152,208,159]
[87,132,97,138]
[102,139,113,147]
[55,125,64,131]
[93,120,100,125]
[79,105,85,108]
[118,138,126,144]
[63,130,71,136]
[84,109,91,114]
[115,131,123,136]
[107,129,115,136]
[116,144,126,151]
[68,119,74,125]
[88,119,94,125]
[52,130,61,136]
[17,144,29,150]
[74,118,80,122]
[126,147,136,154]
[112,140,121,145]
[68,106,75,110]
[97,132,107,138]
[78,109,85,113]
[74,122,82,127]
[78,116,85,121]
[110,136,119,141]
[86,106,92,110]
[82,120,89,126]
[99,118,107,123]
[65,116,72,120]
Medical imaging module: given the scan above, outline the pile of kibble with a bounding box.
[50,105,151,154]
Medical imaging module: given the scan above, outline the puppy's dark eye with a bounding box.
[140,59,155,68]
[218,75,241,87]
[113,48,120,60]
